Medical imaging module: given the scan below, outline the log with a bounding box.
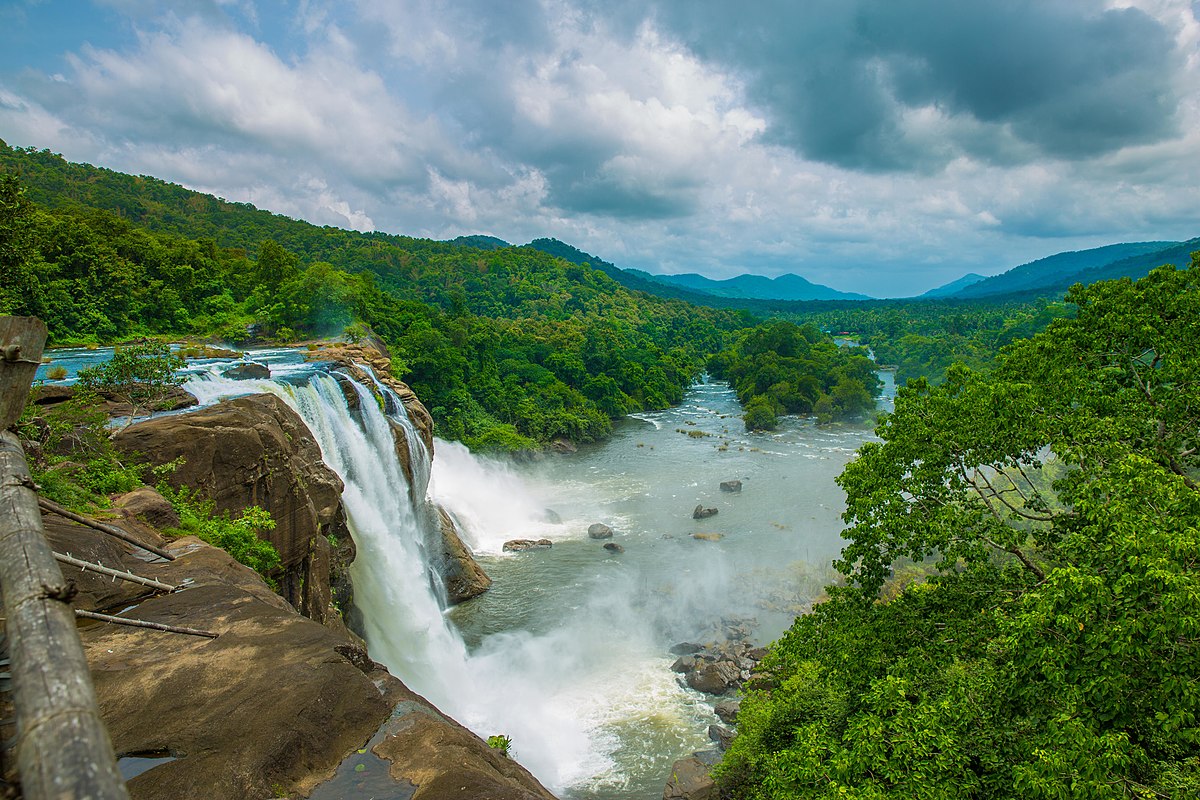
[38,496,177,561]
[74,609,218,639]
[0,429,130,800]
[0,316,46,430]
[54,551,179,593]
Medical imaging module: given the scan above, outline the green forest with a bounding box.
[717,263,1200,798]
[0,143,883,451]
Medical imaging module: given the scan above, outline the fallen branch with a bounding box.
[53,552,178,593]
[37,497,176,561]
[74,609,217,639]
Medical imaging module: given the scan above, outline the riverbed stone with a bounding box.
[223,361,271,380]
[708,724,736,751]
[663,757,714,800]
[588,522,614,539]
[714,699,740,725]
[692,505,718,519]
[687,660,742,694]
[719,480,742,493]
[604,542,625,553]
[503,538,554,552]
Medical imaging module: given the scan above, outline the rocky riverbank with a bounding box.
[25,343,552,799]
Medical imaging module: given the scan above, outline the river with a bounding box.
[35,347,893,798]
[430,376,894,798]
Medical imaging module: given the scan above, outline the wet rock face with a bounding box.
[435,504,492,603]
[113,393,352,629]
[307,343,435,456]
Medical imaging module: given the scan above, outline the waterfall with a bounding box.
[184,366,618,791]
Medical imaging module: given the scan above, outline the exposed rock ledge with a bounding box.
[113,393,355,634]
[44,506,554,800]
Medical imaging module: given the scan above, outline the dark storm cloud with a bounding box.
[643,0,1183,170]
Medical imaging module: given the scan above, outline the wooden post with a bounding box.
[0,316,47,430]
[0,316,130,800]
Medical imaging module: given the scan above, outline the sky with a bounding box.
[1,1,1198,297]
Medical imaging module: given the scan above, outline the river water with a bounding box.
[36,346,893,798]
[431,376,894,798]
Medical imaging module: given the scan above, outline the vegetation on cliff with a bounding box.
[716,262,1200,798]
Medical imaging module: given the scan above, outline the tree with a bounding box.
[77,342,187,425]
[717,262,1200,799]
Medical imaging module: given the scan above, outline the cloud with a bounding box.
[0,0,1197,297]
[648,0,1183,170]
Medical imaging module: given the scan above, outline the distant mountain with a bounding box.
[653,271,871,301]
[920,273,986,298]
[446,234,510,250]
[951,242,1178,299]
[523,238,726,304]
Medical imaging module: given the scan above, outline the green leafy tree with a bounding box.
[718,261,1200,799]
[77,341,187,425]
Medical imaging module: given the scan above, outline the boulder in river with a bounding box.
[663,757,715,800]
[540,508,563,524]
[224,361,271,380]
[670,642,705,656]
[687,660,742,694]
[692,505,719,520]
[588,522,614,539]
[719,480,742,493]
[714,698,741,725]
[503,538,554,552]
[708,724,736,751]
[603,542,625,554]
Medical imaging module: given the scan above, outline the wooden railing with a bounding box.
[0,317,129,800]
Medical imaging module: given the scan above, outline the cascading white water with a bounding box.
[185,366,637,791]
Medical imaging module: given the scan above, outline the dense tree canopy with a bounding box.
[718,262,1200,798]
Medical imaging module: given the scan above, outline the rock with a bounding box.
[114,393,351,630]
[79,538,398,800]
[603,542,625,554]
[708,724,736,751]
[671,655,696,673]
[714,699,741,725]
[670,642,705,655]
[588,522,614,539]
[691,533,723,542]
[68,531,555,800]
[223,361,271,380]
[663,757,714,800]
[719,480,742,493]
[114,486,180,531]
[307,343,434,455]
[691,504,719,520]
[540,508,562,524]
[371,696,557,800]
[434,505,492,603]
[746,647,769,662]
[550,438,577,454]
[691,749,722,767]
[29,383,76,406]
[687,660,742,694]
[503,539,554,552]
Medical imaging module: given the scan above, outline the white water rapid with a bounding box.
[184,365,634,792]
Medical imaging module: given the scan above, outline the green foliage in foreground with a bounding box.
[17,390,144,510]
[709,320,881,429]
[156,481,281,581]
[718,262,1200,798]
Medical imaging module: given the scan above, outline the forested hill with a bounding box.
[0,142,886,451]
[950,240,1183,299]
